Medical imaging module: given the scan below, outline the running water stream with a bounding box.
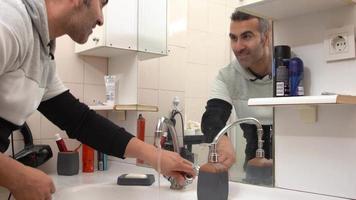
[154,132,163,199]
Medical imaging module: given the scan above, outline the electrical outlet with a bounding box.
[324,25,355,62]
[331,34,348,53]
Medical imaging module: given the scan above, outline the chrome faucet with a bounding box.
[208,117,265,163]
[154,117,195,190]
[155,117,181,154]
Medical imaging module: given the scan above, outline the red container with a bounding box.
[136,114,145,165]
[82,144,94,172]
[55,133,68,152]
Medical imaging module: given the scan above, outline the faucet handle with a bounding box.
[256,148,265,158]
[165,174,191,190]
[208,143,219,163]
[165,164,200,190]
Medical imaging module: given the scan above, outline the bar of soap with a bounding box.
[124,173,148,179]
[117,173,155,186]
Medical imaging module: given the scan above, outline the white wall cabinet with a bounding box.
[75,0,167,58]
[237,0,353,20]
[138,0,167,55]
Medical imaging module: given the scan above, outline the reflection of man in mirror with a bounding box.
[201,10,273,184]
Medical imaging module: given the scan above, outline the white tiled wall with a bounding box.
[138,0,233,146]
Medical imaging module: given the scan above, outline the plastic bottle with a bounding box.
[274,45,291,97]
[275,59,289,97]
[82,144,94,172]
[136,114,145,165]
[104,75,116,105]
[55,133,68,152]
[289,57,304,96]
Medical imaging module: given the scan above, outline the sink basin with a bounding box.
[53,183,197,200]
[53,181,347,200]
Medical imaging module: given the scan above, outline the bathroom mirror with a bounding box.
[192,10,274,187]
[227,12,273,187]
[136,3,274,188]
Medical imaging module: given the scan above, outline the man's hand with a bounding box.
[153,149,195,185]
[217,135,236,168]
[125,138,196,186]
[11,166,55,200]
[0,152,55,200]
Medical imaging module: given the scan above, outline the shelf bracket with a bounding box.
[297,105,318,123]
[108,110,126,121]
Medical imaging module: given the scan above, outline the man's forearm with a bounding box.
[38,91,134,158]
[0,152,24,191]
[124,138,158,166]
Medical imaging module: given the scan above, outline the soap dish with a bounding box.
[117,173,155,186]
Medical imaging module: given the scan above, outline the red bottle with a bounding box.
[136,114,145,165]
[55,133,68,152]
[82,144,94,172]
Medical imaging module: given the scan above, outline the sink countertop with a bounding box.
[51,161,198,200]
[50,161,350,200]
[51,161,164,191]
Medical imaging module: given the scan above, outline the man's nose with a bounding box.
[97,9,104,26]
[97,16,104,26]
[232,40,245,53]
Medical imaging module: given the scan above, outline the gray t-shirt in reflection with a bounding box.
[209,60,273,125]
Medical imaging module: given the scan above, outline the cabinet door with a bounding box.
[106,0,138,50]
[138,0,167,55]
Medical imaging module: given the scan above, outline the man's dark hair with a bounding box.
[230,9,269,35]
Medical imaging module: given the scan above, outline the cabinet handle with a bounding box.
[92,37,100,42]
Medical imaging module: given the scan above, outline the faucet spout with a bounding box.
[155,117,181,153]
[155,117,194,190]
[208,117,264,163]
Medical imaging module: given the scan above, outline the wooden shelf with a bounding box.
[237,0,353,20]
[89,105,114,111]
[248,95,356,107]
[89,104,158,112]
[114,104,158,112]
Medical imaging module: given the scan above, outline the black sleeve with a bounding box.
[0,118,21,153]
[37,90,134,158]
[201,98,232,143]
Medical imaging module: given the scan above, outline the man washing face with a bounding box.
[0,1,195,199]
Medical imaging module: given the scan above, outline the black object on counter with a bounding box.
[117,174,155,186]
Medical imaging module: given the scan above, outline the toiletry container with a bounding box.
[55,133,68,152]
[97,151,108,171]
[274,45,291,97]
[197,162,229,200]
[57,151,79,176]
[136,114,145,165]
[275,60,289,97]
[82,144,94,172]
[289,57,304,96]
[104,75,116,105]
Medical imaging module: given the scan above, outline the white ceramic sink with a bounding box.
[53,181,347,200]
[49,160,345,200]
[53,183,197,200]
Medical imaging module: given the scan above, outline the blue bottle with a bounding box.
[289,57,304,96]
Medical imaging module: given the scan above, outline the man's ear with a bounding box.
[261,32,270,47]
